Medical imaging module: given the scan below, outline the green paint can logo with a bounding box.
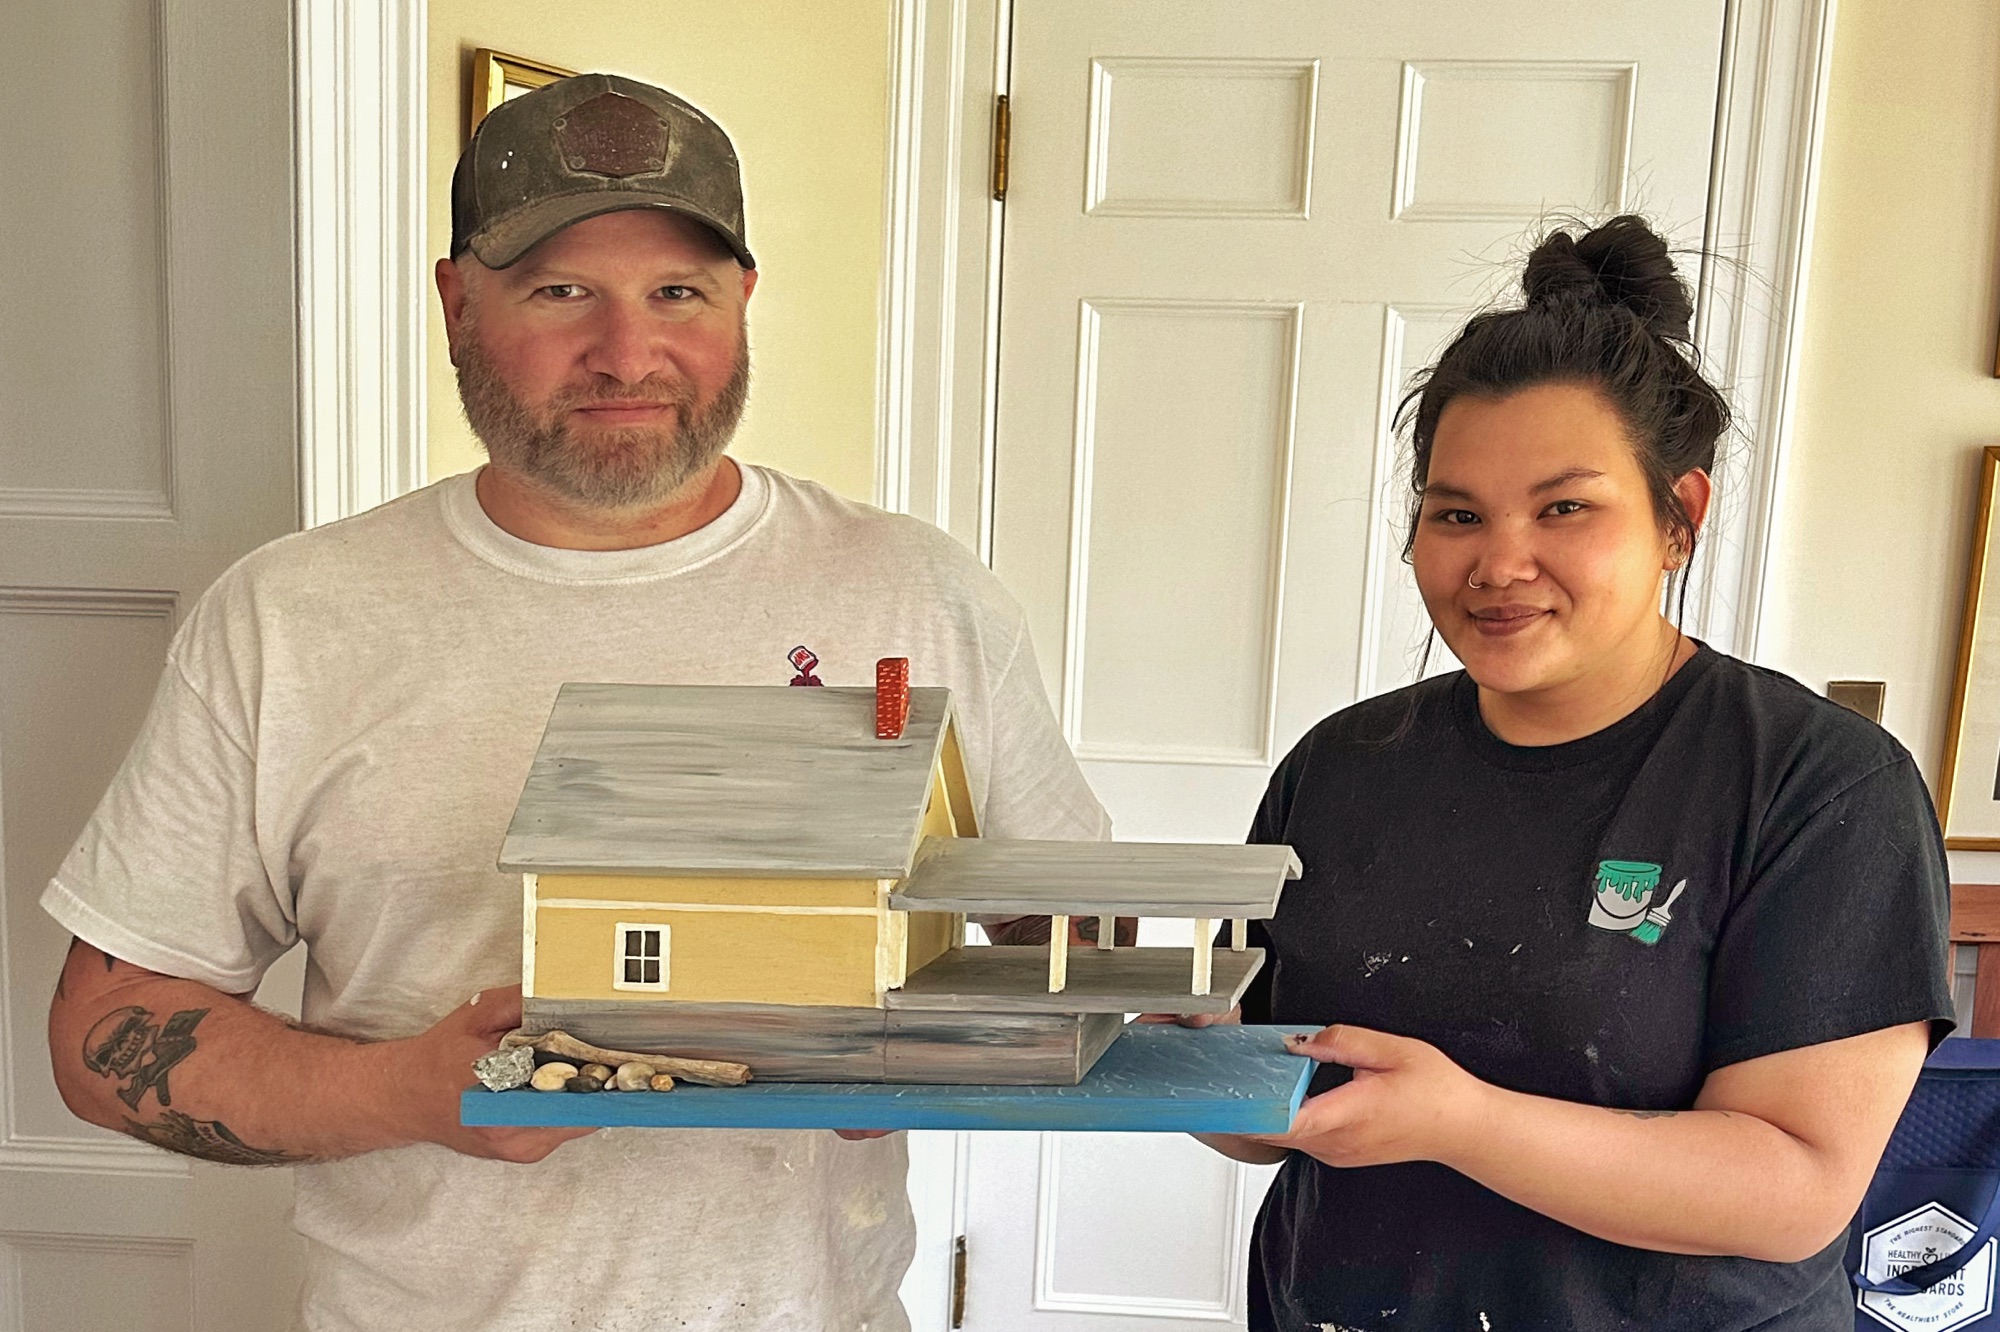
[1587,861,1688,945]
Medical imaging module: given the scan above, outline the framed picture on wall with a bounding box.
[1938,445,2000,846]
[469,48,576,138]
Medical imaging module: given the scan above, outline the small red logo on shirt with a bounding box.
[787,645,824,686]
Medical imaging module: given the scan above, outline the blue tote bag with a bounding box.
[1847,1038,2000,1331]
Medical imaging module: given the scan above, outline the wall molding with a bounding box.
[1688,0,1838,656]
[294,0,428,528]
[874,0,1006,557]
[1031,1132,1250,1321]
[0,590,185,1180]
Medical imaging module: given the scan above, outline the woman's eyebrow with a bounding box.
[1530,467,1607,495]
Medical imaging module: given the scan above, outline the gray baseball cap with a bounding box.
[451,72,754,270]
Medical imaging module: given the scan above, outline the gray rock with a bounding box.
[473,1043,537,1092]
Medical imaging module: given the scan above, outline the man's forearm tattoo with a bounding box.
[1610,1108,1680,1120]
[121,1110,303,1166]
[84,1005,303,1164]
[82,1005,207,1110]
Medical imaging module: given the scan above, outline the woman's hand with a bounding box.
[1247,1024,1491,1169]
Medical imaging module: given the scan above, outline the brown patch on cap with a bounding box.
[553,92,669,179]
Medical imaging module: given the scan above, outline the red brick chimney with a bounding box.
[875,657,910,739]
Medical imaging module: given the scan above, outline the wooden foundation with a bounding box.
[521,997,1126,1085]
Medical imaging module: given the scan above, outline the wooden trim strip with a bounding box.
[537,897,878,917]
[1949,884,2000,942]
[521,873,538,998]
[1939,450,2000,848]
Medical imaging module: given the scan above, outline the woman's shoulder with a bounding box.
[1277,673,1463,772]
[1683,648,1918,802]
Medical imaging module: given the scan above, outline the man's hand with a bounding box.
[384,986,595,1163]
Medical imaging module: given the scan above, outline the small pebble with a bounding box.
[612,1061,656,1092]
[530,1061,579,1092]
[648,1073,677,1093]
[564,1075,605,1093]
[579,1063,613,1083]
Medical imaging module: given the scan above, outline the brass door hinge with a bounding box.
[991,95,1010,201]
[951,1233,969,1327]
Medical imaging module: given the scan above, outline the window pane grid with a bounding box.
[613,924,669,991]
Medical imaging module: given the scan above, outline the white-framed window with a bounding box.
[612,923,670,992]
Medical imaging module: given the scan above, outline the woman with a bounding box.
[1208,216,1954,1330]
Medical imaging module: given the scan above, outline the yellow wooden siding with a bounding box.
[939,721,979,837]
[534,872,880,908]
[921,766,958,840]
[904,908,961,978]
[533,905,883,1006]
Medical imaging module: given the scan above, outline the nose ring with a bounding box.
[1467,572,1485,590]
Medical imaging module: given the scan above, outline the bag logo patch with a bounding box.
[1858,1202,1997,1331]
[1585,861,1688,946]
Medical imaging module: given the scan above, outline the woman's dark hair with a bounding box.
[1396,214,1731,611]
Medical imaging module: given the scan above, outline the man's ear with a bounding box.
[739,265,758,305]
[436,257,467,365]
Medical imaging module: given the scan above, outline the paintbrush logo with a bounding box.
[1586,861,1688,945]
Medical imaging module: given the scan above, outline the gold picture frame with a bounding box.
[1938,445,2000,847]
[468,48,577,138]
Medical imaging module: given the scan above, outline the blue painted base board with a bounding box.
[462,1023,1313,1133]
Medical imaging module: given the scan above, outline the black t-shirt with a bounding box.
[1240,645,1955,1332]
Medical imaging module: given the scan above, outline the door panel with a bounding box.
[0,0,302,1326]
[992,0,1726,843]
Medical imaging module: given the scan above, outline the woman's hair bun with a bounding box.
[1521,215,1694,341]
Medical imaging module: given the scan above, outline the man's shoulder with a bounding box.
[751,467,1008,595]
[183,480,457,630]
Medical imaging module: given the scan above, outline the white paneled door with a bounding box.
[960,2,1726,1327]
[0,2,302,1329]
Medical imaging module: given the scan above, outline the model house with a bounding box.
[498,660,1299,1084]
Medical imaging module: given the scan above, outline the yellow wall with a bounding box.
[535,903,883,1006]
[1766,0,2000,874]
[425,1,890,501]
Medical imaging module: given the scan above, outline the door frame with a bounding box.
[294,0,429,529]
[295,3,1837,1326]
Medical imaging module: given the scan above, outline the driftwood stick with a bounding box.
[501,1029,751,1086]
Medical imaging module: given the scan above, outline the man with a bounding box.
[44,73,1104,1331]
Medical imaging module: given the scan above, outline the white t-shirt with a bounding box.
[43,463,1108,1332]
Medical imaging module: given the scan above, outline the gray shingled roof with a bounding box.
[499,682,952,878]
[889,838,1300,918]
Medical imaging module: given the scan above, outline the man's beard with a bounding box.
[455,323,751,511]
